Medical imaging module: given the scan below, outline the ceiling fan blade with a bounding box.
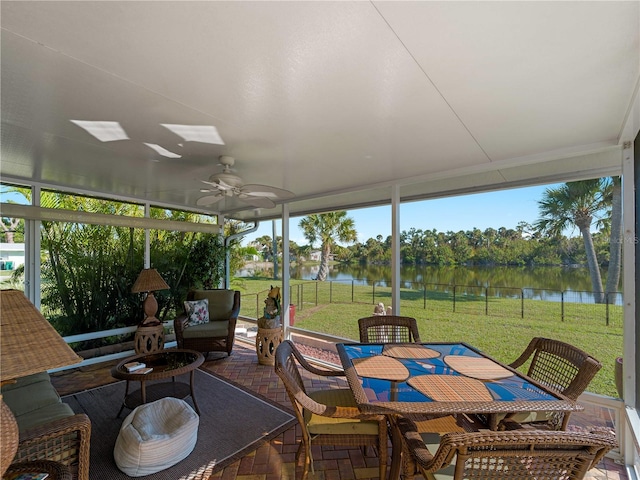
[196,194,224,206]
[237,195,276,209]
[240,184,295,199]
[201,179,233,191]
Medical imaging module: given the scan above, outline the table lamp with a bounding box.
[131,268,170,354]
[0,289,83,475]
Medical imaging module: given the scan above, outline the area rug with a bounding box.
[63,369,295,479]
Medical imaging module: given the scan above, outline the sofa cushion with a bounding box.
[182,320,229,339]
[13,401,75,433]
[305,389,379,436]
[191,290,235,321]
[1,372,51,393]
[2,375,62,418]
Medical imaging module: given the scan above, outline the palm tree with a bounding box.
[535,179,609,303]
[250,235,275,261]
[299,211,357,281]
[604,176,622,298]
[1,216,21,243]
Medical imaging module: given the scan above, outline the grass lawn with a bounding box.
[233,277,623,398]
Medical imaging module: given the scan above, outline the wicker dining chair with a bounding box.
[503,337,602,430]
[274,340,387,480]
[395,415,617,480]
[358,315,421,343]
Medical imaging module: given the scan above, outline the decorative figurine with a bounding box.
[373,302,386,315]
[258,285,282,329]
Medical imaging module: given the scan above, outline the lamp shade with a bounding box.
[0,289,82,383]
[131,268,170,293]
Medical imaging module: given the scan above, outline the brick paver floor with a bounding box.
[50,340,628,480]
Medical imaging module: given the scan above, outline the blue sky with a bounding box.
[241,183,568,247]
[1,182,570,246]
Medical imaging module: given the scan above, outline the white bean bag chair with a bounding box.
[114,397,199,477]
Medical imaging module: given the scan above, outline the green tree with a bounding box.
[186,234,225,290]
[7,188,229,346]
[535,179,609,303]
[296,244,313,264]
[360,236,386,264]
[1,216,21,243]
[449,230,472,264]
[38,192,144,337]
[299,211,357,281]
[604,176,622,296]
[250,235,275,261]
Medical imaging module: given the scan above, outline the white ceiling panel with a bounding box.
[1,1,637,221]
[374,1,638,160]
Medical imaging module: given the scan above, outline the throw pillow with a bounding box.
[183,299,209,327]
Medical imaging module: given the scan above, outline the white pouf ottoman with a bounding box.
[114,397,199,477]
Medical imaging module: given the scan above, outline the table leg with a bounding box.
[389,415,402,480]
[141,380,147,405]
[488,413,498,431]
[117,380,131,418]
[190,370,201,415]
[390,381,399,402]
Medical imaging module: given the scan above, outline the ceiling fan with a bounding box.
[197,156,295,209]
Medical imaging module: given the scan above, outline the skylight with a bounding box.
[70,120,129,142]
[144,143,182,158]
[161,124,225,145]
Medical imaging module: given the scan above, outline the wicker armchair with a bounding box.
[174,289,240,357]
[11,414,91,480]
[395,415,617,480]
[358,315,421,343]
[274,340,387,480]
[503,337,602,430]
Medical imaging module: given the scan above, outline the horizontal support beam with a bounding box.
[0,203,221,234]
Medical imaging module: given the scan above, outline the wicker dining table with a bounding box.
[336,342,584,479]
[4,460,72,480]
[337,342,582,421]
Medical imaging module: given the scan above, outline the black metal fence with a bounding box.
[240,280,623,327]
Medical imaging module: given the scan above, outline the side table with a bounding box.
[255,327,283,366]
[4,460,71,480]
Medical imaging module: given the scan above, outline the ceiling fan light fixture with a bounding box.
[197,156,295,209]
[207,172,243,188]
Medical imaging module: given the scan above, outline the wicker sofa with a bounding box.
[1,372,91,480]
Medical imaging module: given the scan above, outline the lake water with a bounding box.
[239,263,621,304]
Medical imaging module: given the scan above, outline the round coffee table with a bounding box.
[111,349,204,417]
[4,460,72,480]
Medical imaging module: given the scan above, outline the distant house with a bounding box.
[0,243,25,270]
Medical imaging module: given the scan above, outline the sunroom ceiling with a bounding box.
[1,1,638,222]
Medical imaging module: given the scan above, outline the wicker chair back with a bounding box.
[505,337,602,430]
[396,415,617,480]
[358,315,421,343]
[510,337,602,401]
